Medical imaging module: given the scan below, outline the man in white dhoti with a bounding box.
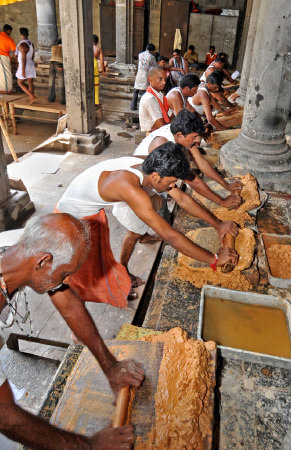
[15,28,36,104]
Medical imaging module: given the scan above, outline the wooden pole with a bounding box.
[221,233,236,273]
[0,117,18,162]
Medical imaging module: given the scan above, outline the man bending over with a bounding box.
[0,214,142,449]
[166,73,200,116]
[57,145,238,291]
[134,109,242,209]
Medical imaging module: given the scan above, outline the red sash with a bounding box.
[146,86,170,124]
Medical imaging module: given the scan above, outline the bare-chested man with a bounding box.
[0,214,142,449]
[57,144,238,289]
[189,72,234,131]
[93,34,106,105]
[166,73,200,116]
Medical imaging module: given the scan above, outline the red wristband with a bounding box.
[210,253,218,272]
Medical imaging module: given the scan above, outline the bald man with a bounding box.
[139,66,174,133]
[0,214,143,449]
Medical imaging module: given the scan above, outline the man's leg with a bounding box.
[130,89,139,110]
[120,230,145,287]
[27,78,35,96]
[17,79,36,103]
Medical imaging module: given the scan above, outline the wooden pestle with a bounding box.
[113,386,130,427]
[221,233,236,273]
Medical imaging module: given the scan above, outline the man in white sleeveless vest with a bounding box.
[166,73,200,116]
[57,144,239,289]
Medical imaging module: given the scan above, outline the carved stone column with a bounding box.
[220,0,291,192]
[110,0,136,76]
[59,0,109,154]
[0,136,34,231]
[35,0,58,63]
[237,0,261,104]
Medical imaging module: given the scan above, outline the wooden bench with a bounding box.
[9,96,66,134]
[0,93,26,131]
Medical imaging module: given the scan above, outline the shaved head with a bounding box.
[148,65,165,77]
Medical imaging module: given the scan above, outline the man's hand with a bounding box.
[107,359,145,398]
[89,426,135,449]
[227,180,244,193]
[217,247,238,267]
[216,220,238,242]
[220,194,242,209]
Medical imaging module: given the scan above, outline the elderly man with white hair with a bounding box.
[0,213,142,449]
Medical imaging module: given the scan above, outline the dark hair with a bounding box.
[212,69,224,85]
[218,52,227,58]
[173,48,181,55]
[206,72,222,85]
[146,43,155,52]
[20,27,29,38]
[189,45,195,51]
[158,55,168,62]
[214,56,225,64]
[170,109,205,136]
[142,142,191,180]
[3,24,12,32]
[93,34,99,44]
[179,73,200,89]
[209,45,215,51]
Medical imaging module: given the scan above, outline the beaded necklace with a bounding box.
[0,249,33,336]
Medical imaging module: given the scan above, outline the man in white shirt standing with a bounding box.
[130,43,156,111]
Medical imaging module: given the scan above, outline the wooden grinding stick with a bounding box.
[113,385,130,427]
[221,233,236,273]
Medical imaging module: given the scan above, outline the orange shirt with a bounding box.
[0,31,16,57]
[205,52,217,66]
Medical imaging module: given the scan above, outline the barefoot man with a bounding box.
[15,28,36,104]
[0,213,143,449]
[56,144,239,291]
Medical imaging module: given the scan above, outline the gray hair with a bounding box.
[18,215,90,272]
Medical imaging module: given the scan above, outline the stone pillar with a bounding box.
[236,0,253,73]
[59,0,109,154]
[0,136,34,231]
[110,0,136,76]
[220,0,291,192]
[35,0,58,63]
[237,0,261,104]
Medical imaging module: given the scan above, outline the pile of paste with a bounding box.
[192,174,261,228]
[175,227,255,291]
[136,328,216,450]
[266,244,291,279]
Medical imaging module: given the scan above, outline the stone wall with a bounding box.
[0,0,38,48]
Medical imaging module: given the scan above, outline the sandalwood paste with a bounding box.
[136,328,216,449]
[175,228,255,291]
[266,244,291,279]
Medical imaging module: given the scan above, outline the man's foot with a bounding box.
[129,273,145,288]
[127,287,138,301]
[139,233,161,244]
[28,95,37,104]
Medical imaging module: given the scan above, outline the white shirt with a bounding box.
[134,124,174,156]
[139,88,172,132]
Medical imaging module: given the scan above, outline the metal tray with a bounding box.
[197,285,291,369]
[260,233,291,289]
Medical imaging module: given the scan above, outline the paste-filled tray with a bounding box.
[260,233,291,289]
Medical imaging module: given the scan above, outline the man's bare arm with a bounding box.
[188,146,242,208]
[122,185,238,266]
[167,91,184,116]
[50,287,144,396]
[168,186,238,240]
[201,92,226,130]
[19,43,28,78]
[0,381,134,449]
[151,117,168,131]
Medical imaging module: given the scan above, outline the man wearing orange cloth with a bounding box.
[0,24,16,93]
